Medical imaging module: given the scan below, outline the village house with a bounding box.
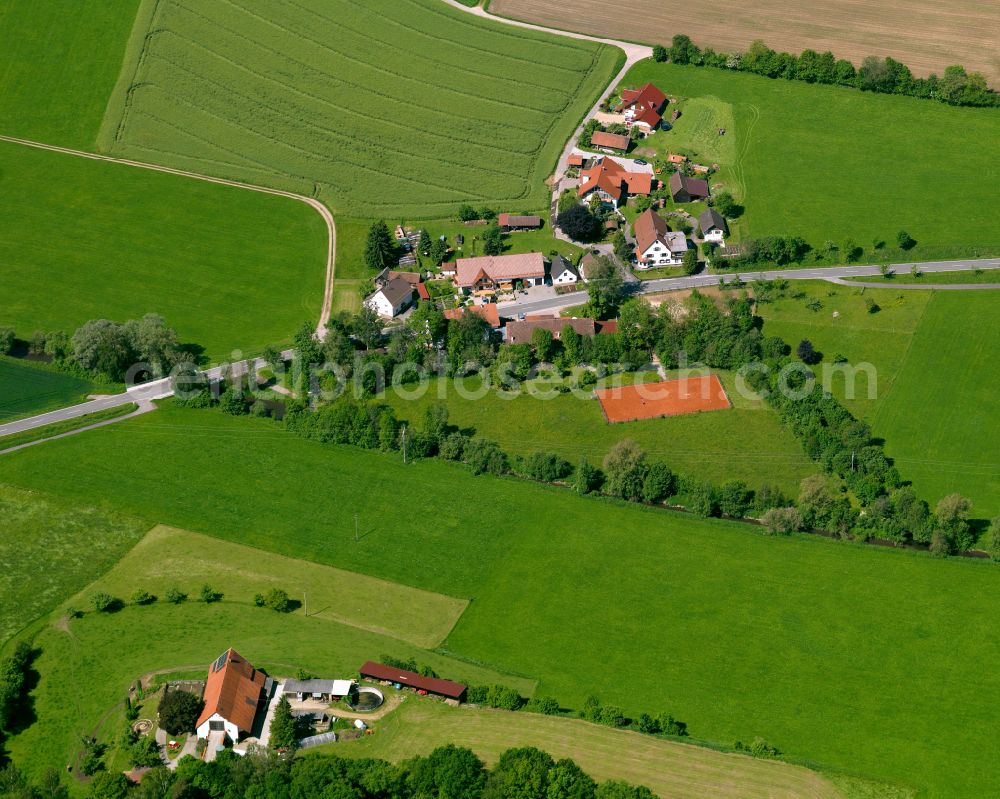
[590,130,631,153]
[577,157,652,207]
[699,208,728,244]
[551,255,581,285]
[454,252,547,293]
[365,275,414,318]
[634,208,688,267]
[567,153,587,168]
[505,316,596,344]
[195,649,271,742]
[669,171,710,203]
[619,83,668,132]
[497,213,542,231]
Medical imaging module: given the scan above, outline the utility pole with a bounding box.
[304,591,307,617]
[402,426,407,464]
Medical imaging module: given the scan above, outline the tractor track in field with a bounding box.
[0,134,337,337]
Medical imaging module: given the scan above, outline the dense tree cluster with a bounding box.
[659,34,998,107]
[157,688,203,736]
[57,744,659,799]
[1,314,186,382]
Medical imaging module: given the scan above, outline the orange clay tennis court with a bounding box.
[595,374,732,422]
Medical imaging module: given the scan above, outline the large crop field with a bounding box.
[3,406,1000,796]
[491,0,1000,86]
[99,0,621,219]
[758,283,1000,516]
[0,0,141,147]
[379,371,819,496]
[0,139,327,359]
[619,62,1000,256]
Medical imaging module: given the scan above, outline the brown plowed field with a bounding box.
[491,0,1000,85]
[596,374,731,422]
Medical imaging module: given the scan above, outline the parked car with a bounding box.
[634,159,648,166]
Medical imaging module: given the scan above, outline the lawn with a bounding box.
[0,0,141,148]
[379,371,819,496]
[99,0,622,219]
[0,139,328,360]
[0,357,106,422]
[316,699,861,799]
[843,269,1000,285]
[82,524,469,648]
[758,283,1000,516]
[0,484,147,645]
[755,281,933,419]
[619,62,1000,260]
[871,292,1000,518]
[3,406,1000,796]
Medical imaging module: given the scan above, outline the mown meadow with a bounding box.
[2,405,1000,797]
[99,0,621,219]
[621,61,1000,258]
[0,140,327,360]
[0,358,107,422]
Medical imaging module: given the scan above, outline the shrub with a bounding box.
[760,506,804,535]
[463,438,509,476]
[263,588,292,612]
[557,205,601,242]
[736,737,780,759]
[521,451,573,482]
[438,432,468,461]
[525,697,560,715]
[641,461,676,503]
[165,587,187,604]
[718,480,753,517]
[896,230,916,250]
[603,440,648,501]
[575,458,602,495]
[796,339,819,364]
[0,327,15,355]
[130,590,156,606]
[91,593,120,613]
[158,688,203,735]
[598,705,627,727]
[652,44,668,62]
[200,584,222,603]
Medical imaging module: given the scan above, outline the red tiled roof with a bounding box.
[505,317,596,344]
[359,661,466,700]
[389,270,421,285]
[577,158,651,203]
[568,154,585,166]
[443,302,501,328]
[196,649,265,733]
[455,253,545,288]
[621,83,667,129]
[634,208,670,254]
[416,283,430,300]
[596,320,618,334]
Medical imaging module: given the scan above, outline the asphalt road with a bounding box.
[499,258,1000,316]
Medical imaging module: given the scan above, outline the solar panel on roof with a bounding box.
[211,651,229,673]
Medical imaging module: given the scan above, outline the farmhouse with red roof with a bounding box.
[619,83,668,131]
[195,649,269,741]
[455,253,547,293]
[577,157,652,207]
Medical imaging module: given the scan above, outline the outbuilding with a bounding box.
[359,661,467,701]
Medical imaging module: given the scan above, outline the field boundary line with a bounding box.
[0,134,336,336]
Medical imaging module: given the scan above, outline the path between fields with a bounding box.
[0,135,337,336]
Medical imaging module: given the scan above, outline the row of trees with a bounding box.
[50,744,662,799]
[653,34,998,107]
[0,314,185,382]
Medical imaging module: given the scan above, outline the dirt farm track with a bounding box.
[490,0,1000,86]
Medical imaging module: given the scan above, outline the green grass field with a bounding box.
[0,0,140,147]
[0,140,327,359]
[3,406,1000,796]
[84,524,469,648]
[99,0,621,219]
[0,484,147,644]
[379,370,819,496]
[621,62,1000,258]
[843,270,1000,285]
[318,699,858,799]
[758,283,999,516]
[871,293,1000,518]
[0,357,106,422]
